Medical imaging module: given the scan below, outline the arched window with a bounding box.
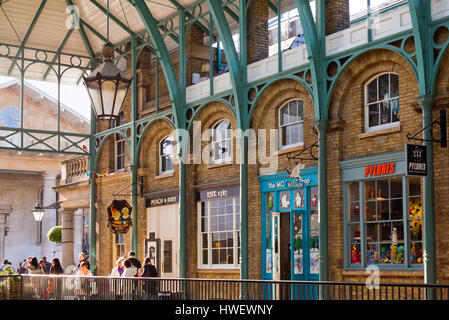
[212,120,231,163]
[365,73,399,131]
[160,136,174,174]
[278,100,303,149]
[115,112,126,171]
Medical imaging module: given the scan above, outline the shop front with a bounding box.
[259,167,319,289]
[340,150,423,270]
[145,189,180,278]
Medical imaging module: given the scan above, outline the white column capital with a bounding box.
[41,171,60,180]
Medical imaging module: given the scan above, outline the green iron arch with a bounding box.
[325,45,419,119]
[247,74,314,126]
[186,97,237,132]
[135,115,176,161]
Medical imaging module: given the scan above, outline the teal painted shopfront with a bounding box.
[259,167,319,295]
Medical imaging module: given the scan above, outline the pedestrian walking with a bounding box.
[127,251,141,275]
[76,252,90,270]
[110,257,125,299]
[23,257,44,298]
[23,257,44,274]
[75,261,94,300]
[110,257,125,277]
[0,259,11,272]
[17,259,28,274]
[42,257,52,274]
[48,258,64,300]
[141,257,158,300]
[121,259,137,300]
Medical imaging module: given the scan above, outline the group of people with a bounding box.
[0,257,65,275]
[1,251,159,300]
[109,251,158,278]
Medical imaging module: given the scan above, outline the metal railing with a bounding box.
[1,275,449,300]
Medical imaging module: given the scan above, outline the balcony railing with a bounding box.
[1,275,448,300]
[62,156,88,184]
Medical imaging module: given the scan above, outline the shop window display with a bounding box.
[347,176,422,267]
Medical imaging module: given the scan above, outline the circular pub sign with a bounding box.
[107,200,132,233]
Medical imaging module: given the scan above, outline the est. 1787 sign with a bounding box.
[406,144,427,176]
[107,200,132,233]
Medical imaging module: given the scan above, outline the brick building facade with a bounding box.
[55,0,449,287]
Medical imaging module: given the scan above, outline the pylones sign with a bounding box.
[406,144,427,176]
[107,199,132,233]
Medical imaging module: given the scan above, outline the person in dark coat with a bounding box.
[141,257,158,300]
[127,251,141,275]
[42,257,52,274]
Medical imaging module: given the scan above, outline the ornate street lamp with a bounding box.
[83,43,132,120]
[82,0,132,120]
[31,200,45,222]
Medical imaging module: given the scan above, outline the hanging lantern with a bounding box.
[31,200,45,222]
[83,43,132,120]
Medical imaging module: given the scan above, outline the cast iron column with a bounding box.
[418,94,436,299]
[315,119,329,299]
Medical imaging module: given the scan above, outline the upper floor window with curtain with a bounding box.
[365,73,400,132]
[212,120,231,164]
[160,135,174,174]
[278,100,304,149]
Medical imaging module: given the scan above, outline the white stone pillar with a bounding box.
[73,209,84,263]
[41,171,59,259]
[61,208,75,269]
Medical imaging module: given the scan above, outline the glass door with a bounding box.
[291,210,304,280]
[272,212,281,281]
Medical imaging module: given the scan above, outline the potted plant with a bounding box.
[0,265,21,300]
[47,226,62,243]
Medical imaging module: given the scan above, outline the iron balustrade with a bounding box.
[1,275,449,300]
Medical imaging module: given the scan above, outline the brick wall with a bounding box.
[325,0,350,35]
[247,0,268,65]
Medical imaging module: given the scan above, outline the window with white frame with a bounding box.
[212,120,231,163]
[199,197,240,268]
[159,136,174,174]
[115,112,126,171]
[279,100,304,149]
[365,73,400,131]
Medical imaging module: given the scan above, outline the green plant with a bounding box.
[47,226,62,243]
[0,265,20,282]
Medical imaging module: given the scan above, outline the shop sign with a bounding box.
[267,177,311,190]
[364,162,396,177]
[406,144,427,176]
[197,185,240,201]
[146,194,179,208]
[107,200,132,234]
